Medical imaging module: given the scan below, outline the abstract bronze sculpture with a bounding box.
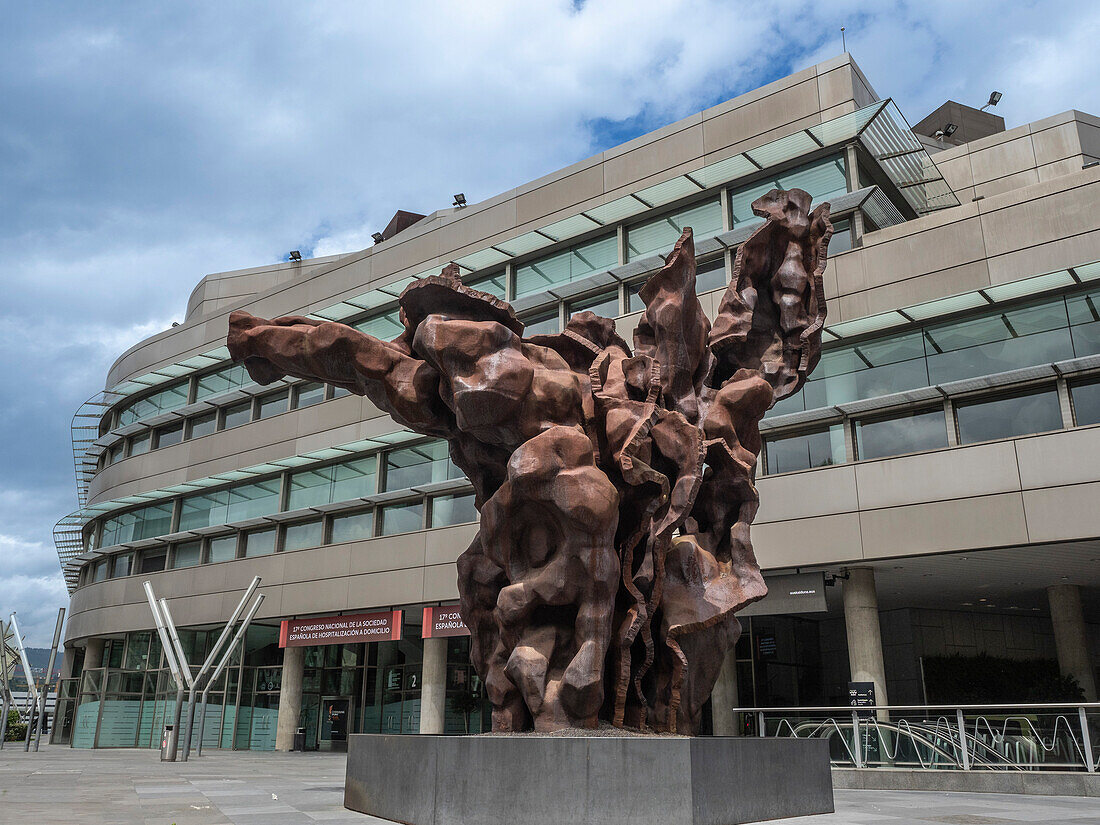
[228,188,832,734]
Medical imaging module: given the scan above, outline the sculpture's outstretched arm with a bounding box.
[227,310,454,437]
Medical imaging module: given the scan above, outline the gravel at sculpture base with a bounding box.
[227,187,832,734]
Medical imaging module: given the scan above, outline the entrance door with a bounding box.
[319,696,352,752]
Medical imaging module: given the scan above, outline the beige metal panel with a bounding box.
[614,309,643,343]
[1022,481,1100,543]
[858,492,1029,558]
[756,465,858,523]
[282,543,352,584]
[293,423,361,456]
[824,251,861,309]
[701,76,821,156]
[853,442,1022,511]
[346,567,425,612]
[702,112,823,168]
[1038,157,1091,182]
[280,578,350,616]
[700,63,817,121]
[837,259,991,321]
[752,512,864,569]
[844,212,988,294]
[815,63,860,112]
[976,167,1100,258]
[603,123,705,193]
[434,199,519,254]
[931,153,975,195]
[348,531,427,575]
[422,563,461,603]
[973,169,1041,199]
[1015,426,1100,489]
[424,523,478,566]
[516,164,605,226]
[1032,120,1085,167]
[986,227,1100,286]
[367,228,442,282]
[968,133,1038,186]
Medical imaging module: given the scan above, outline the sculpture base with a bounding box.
[344,733,833,825]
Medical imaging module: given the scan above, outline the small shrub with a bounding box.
[4,709,27,741]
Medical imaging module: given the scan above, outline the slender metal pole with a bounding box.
[851,710,863,768]
[1080,705,1095,773]
[196,594,264,756]
[9,614,39,753]
[143,582,186,761]
[0,621,11,749]
[956,708,971,770]
[33,609,65,751]
[158,598,194,760]
[180,577,260,761]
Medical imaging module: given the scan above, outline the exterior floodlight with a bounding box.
[453,193,466,207]
[371,232,385,244]
[943,123,958,137]
[980,91,1002,111]
[288,250,302,262]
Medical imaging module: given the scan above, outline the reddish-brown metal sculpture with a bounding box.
[228,188,832,734]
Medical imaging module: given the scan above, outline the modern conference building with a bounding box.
[53,54,1100,751]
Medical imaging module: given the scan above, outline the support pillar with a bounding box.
[275,645,305,751]
[82,638,105,672]
[710,646,740,736]
[843,568,889,713]
[1048,584,1097,702]
[419,637,448,735]
[59,644,77,680]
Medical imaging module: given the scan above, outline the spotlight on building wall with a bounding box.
[288,250,302,262]
[980,91,1003,111]
[933,123,958,141]
[371,232,385,244]
[453,193,467,207]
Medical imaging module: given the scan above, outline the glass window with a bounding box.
[227,479,282,522]
[140,550,167,574]
[925,300,1073,385]
[330,510,375,543]
[188,412,217,439]
[1071,380,1100,426]
[384,442,460,491]
[521,309,560,336]
[91,560,108,583]
[829,219,853,254]
[155,422,184,449]
[569,290,619,320]
[955,387,1063,444]
[855,408,949,460]
[330,384,352,399]
[171,541,203,568]
[256,390,289,420]
[764,425,846,475]
[353,309,403,340]
[110,553,133,578]
[221,401,252,430]
[627,198,722,261]
[243,528,277,557]
[729,156,848,230]
[468,272,507,299]
[128,432,151,457]
[379,501,424,536]
[431,493,477,527]
[293,382,325,409]
[696,257,728,295]
[332,456,378,501]
[207,534,238,563]
[514,233,618,299]
[100,501,174,547]
[179,489,230,531]
[1066,288,1100,357]
[106,443,123,465]
[116,381,190,426]
[195,364,249,401]
[288,466,334,510]
[283,520,324,552]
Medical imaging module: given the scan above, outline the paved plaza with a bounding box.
[1,744,1099,824]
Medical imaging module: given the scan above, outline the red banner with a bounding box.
[421,605,470,638]
[279,610,403,648]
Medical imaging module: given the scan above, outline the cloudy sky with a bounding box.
[2,1,1097,646]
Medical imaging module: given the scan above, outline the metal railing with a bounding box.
[734,703,1099,773]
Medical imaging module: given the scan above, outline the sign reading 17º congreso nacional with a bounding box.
[279,610,404,647]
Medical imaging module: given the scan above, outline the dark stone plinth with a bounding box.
[344,734,834,825]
